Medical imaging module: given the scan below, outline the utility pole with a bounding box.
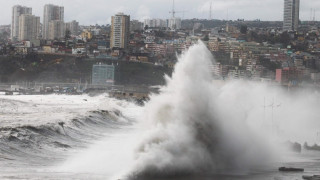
[271,98,274,130]
[268,98,281,136]
[209,1,212,20]
[263,97,266,126]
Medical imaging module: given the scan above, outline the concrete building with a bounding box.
[155,19,167,28]
[18,14,40,41]
[311,73,320,82]
[168,17,181,30]
[228,68,248,79]
[144,19,156,28]
[130,20,143,31]
[110,13,130,49]
[211,63,229,78]
[65,20,79,36]
[283,0,300,31]
[48,20,65,40]
[43,4,64,39]
[144,19,167,28]
[92,64,115,85]
[11,5,32,41]
[276,67,302,84]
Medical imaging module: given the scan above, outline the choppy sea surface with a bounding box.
[0,94,319,180]
[0,94,138,179]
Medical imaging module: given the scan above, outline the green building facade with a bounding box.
[92,64,115,85]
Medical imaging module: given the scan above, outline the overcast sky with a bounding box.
[1,0,319,25]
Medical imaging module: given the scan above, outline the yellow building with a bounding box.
[42,45,55,53]
[138,56,148,62]
[81,30,92,40]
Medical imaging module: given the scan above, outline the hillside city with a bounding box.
[0,0,320,90]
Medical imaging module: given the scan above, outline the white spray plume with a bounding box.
[127,41,274,179]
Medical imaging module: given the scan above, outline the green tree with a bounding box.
[279,31,290,47]
[248,31,261,42]
[65,29,71,41]
[240,25,248,34]
[202,34,209,41]
[0,31,9,42]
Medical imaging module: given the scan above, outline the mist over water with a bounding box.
[57,42,320,179]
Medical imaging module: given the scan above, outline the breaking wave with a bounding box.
[0,108,131,166]
[125,41,274,179]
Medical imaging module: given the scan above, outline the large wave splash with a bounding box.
[127,41,273,178]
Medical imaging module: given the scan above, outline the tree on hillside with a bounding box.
[279,31,290,47]
[65,29,71,41]
[0,31,9,42]
[144,25,149,31]
[202,34,209,41]
[240,25,248,34]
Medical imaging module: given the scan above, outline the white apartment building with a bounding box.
[11,5,32,41]
[168,17,181,30]
[144,19,167,28]
[65,20,79,36]
[283,0,300,31]
[43,4,64,39]
[48,20,65,40]
[18,14,40,41]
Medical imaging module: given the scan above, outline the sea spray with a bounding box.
[127,41,274,178]
[56,41,320,180]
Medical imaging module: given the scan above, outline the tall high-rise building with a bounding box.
[144,19,156,28]
[18,14,40,41]
[48,20,65,40]
[43,4,64,39]
[283,0,300,31]
[110,13,130,49]
[65,20,79,36]
[168,17,181,30]
[11,5,32,41]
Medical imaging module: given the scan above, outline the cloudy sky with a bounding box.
[1,0,319,25]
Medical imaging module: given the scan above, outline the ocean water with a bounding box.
[0,42,320,179]
[0,94,139,179]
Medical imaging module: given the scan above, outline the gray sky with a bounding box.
[1,0,319,25]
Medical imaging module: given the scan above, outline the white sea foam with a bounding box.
[0,94,131,127]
